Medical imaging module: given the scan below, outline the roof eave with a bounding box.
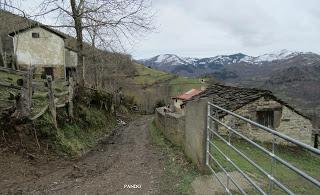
[8,24,66,39]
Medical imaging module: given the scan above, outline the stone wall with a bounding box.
[155,107,185,148]
[155,96,314,173]
[19,64,65,80]
[220,97,313,146]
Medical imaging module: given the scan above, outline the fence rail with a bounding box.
[0,66,26,75]
[0,67,74,125]
[206,102,320,195]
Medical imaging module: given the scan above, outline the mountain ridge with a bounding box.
[138,49,318,68]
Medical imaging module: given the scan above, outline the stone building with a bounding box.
[172,88,204,112]
[181,84,316,169]
[186,84,315,146]
[0,10,77,80]
[9,25,68,79]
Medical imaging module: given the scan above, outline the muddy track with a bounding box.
[0,116,164,195]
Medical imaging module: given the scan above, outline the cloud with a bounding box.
[132,0,320,58]
[20,0,320,58]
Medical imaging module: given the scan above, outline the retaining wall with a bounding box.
[155,107,185,148]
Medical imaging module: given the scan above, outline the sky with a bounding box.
[19,0,320,59]
[132,0,320,59]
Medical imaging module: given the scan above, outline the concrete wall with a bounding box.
[65,48,78,67]
[184,98,208,171]
[220,97,313,146]
[155,107,185,147]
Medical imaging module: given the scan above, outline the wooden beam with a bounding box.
[0,66,26,75]
[0,82,21,90]
[30,105,49,121]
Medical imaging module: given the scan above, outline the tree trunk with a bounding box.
[70,0,85,87]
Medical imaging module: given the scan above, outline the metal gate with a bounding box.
[206,102,320,194]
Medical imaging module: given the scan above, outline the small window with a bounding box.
[32,32,40,38]
[257,110,274,128]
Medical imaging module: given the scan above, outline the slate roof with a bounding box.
[0,10,76,51]
[172,88,204,101]
[186,84,310,119]
[0,9,115,53]
[8,24,66,39]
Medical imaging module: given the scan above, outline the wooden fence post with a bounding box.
[68,76,74,119]
[47,75,57,129]
[13,68,32,119]
[26,67,33,110]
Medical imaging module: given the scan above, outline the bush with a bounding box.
[122,95,137,110]
[155,99,166,108]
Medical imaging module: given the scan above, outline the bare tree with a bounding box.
[33,0,153,87]
[0,0,25,16]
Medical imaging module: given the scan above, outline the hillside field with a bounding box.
[122,64,204,111]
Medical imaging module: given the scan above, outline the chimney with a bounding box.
[200,78,206,91]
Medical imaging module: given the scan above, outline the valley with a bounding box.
[139,50,320,118]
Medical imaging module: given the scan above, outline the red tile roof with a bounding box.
[173,89,204,101]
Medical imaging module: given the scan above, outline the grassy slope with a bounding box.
[34,104,116,156]
[124,64,203,106]
[211,137,320,194]
[132,63,173,84]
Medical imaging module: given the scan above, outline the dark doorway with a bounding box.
[44,67,54,80]
[257,110,274,128]
[66,67,76,80]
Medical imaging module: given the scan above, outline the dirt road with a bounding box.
[0,116,164,195]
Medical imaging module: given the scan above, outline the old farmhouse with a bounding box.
[185,84,316,147]
[0,10,77,80]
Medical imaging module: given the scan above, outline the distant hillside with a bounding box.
[138,50,320,117]
[261,65,320,117]
[119,64,204,112]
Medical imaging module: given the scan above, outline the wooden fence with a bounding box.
[0,67,74,129]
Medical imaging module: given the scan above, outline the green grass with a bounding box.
[210,137,320,194]
[125,64,204,108]
[168,76,203,96]
[0,71,21,109]
[133,64,203,95]
[35,104,116,156]
[149,120,200,194]
[133,63,173,84]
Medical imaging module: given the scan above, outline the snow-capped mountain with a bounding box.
[137,50,320,78]
[250,49,308,63]
[139,50,310,68]
[140,54,189,66]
